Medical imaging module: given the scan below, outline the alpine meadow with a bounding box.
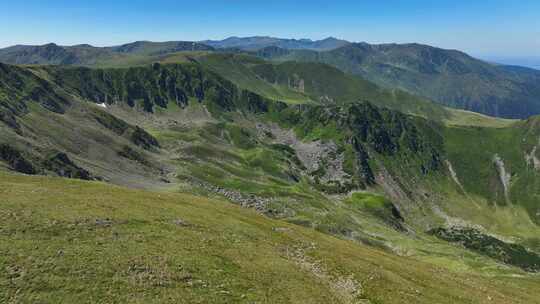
[1,1,540,303]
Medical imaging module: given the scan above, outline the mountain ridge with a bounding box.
[258,43,540,119]
[202,36,350,51]
[2,37,539,119]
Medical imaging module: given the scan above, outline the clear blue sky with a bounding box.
[1,0,539,57]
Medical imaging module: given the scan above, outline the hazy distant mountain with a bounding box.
[258,43,540,119]
[482,56,540,70]
[0,41,214,65]
[202,36,350,51]
[109,40,214,54]
[0,37,349,65]
[0,43,84,65]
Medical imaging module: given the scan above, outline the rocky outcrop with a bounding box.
[191,180,271,213]
[0,63,71,124]
[256,122,353,190]
[0,144,36,174]
[429,227,540,272]
[130,126,160,150]
[43,152,93,180]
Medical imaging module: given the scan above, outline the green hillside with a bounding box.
[3,172,540,303]
[0,41,214,66]
[444,116,540,224]
[196,53,519,127]
[1,61,540,302]
[196,53,312,104]
[258,43,540,119]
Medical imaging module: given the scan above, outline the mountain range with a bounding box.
[1,36,540,303]
[202,36,350,51]
[1,36,539,119]
[254,42,540,119]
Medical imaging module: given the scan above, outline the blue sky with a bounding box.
[1,0,539,58]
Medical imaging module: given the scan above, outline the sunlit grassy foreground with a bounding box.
[1,172,539,304]
[0,173,539,303]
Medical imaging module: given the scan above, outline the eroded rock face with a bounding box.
[493,154,511,204]
[256,122,353,187]
[525,138,540,171]
[445,160,465,192]
[375,166,410,205]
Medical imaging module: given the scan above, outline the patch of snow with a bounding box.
[493,154,511,204]
[97,103,107,109]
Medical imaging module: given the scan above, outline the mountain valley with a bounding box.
[1,37,540,303]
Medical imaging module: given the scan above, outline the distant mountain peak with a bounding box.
[41,42,63,50]
[72,44,94,48]
[321,36,340,41]
[203,36,350,51]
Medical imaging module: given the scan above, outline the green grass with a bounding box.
[2,57,540,303]
[347,192,390,209]
[444,122,540,222]
[199,53,520,128]
[198,53,312,104]
[2,172,540,303]
[444,108,518,128]
[92,51,213,68]
[263,44,540,119]
[151,117,540,278]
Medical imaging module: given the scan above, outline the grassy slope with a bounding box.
[251,60,449,119]
[1,61,535,232]
[5,49,516,128]
[267,44,540,119]
[443,109,517,128]
[144,107,540,275]
[91,51,214,69]
[197,53,449,118]
[444,116,540,225]
[196,53,516,128]
[1,61,540,301]
[85,51,513,128]
[197,53,312,104]
[2,172,540,304]
[0,63,168,188]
